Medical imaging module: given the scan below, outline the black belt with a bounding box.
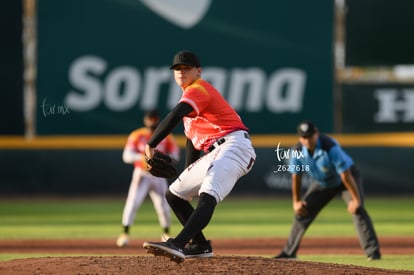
[208,132,250,152]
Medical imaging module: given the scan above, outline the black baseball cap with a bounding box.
[297,120,317,137]
[170,50,201,69]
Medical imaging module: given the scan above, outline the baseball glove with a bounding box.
[146,150,178,179]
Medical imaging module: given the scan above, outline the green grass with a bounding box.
[0,196,413,238]
[0,196,413,271]
[301,255,414,272]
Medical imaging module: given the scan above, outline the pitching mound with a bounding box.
[1,238,414,274]
[1,256,413,275]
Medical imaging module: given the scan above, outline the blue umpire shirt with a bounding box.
[289,135,354,188]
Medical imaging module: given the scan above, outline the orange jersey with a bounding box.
[179,79,248,152]
[124,127,179,169]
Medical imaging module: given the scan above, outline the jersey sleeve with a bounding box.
[124,131,139,151]
[179,84,210,117]
[123,129,147,168]
[328,145,353,174]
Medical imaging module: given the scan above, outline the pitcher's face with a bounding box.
[173,65,201,89]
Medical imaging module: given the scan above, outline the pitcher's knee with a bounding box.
[198,192,217,208]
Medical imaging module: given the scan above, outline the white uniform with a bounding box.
[122,168,171,228]
[121,127,179,232]
[170,130,255,203]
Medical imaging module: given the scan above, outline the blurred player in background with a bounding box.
[274,120,381,260]
[116,110,180,247]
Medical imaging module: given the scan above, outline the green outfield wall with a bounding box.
[35,0,334,135]
[32,0,414,135]
[2,1,414,195]
[342,83,414,132]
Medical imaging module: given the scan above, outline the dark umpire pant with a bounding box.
[281,166,381,257]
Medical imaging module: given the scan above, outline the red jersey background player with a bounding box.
[116,110,179,247]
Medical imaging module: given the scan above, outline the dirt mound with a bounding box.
[1,237,414,274]
[1,255,413,275]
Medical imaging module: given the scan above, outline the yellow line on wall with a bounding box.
[0,133,414,149]
[0,135,128,149]
[252,133,414,147]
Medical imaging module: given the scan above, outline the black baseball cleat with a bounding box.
[367,251,381,261]
[143,238,185,263]
[273,251,297,259]
[184,240,214,258]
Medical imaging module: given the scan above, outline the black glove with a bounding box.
[146,150,178,179]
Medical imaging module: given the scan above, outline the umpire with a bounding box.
[274,120,381,260]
